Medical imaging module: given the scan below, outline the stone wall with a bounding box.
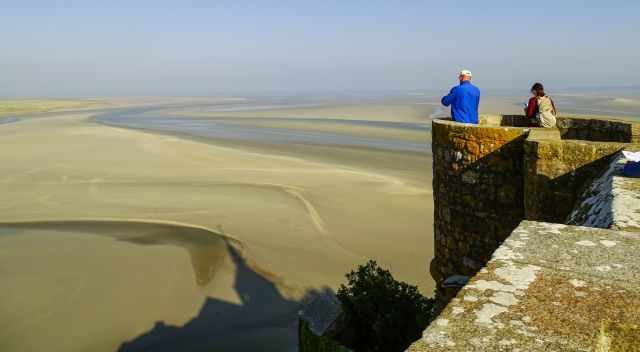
[524,129,624,223]
[557,116,640,143]
[430,119,528,286]
[479,114,531,127]
[431,115,639,292]
[415,115,640,351]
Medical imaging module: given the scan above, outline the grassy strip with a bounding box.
[0,99,105,116]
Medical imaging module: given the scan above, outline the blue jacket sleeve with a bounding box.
[441,87,456,107]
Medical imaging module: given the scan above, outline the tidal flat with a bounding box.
[0,97,434,352]
[1,93,638,351]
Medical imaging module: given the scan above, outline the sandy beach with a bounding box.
[0,95,636,351]
[0,99,434,351]
[4,93,637,351]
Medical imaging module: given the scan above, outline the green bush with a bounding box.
[336,260,435,352]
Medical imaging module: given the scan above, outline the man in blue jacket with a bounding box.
[441,70,480,124]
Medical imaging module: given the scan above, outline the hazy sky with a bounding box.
[2,0,639,97]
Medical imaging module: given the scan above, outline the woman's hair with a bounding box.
[531,82,544,92]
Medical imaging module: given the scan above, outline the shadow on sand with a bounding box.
[117,240,333,352]
[0,220,333,351]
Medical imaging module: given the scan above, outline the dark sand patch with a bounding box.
[0,220,322,352]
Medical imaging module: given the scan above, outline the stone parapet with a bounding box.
[557,116,640,143]
[431,115,639,299]
[414,115,640,352]
[431,119,528,285]
[524,130,625,223]
[408,221,640,352]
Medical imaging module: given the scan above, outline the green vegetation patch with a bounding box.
[299,319,351,352]
[0,99,105,116]
[336,260,435,352]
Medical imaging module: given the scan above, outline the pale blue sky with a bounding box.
[1,1,639,96]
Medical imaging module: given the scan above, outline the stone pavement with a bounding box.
[407,221,640,351]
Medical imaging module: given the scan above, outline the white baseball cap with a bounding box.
[459,69,472,77]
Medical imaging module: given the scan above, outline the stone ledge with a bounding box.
[523,136,625,223]
[526,128,561,141]
[408,221,640,352]
[431,118,528,283]
[439,114,640,143]
[557,116,640,143]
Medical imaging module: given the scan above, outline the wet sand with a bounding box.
[3,92,637,351]
[171,101,433,123]
[0,100,434,352]
[0,117,19,124]
[96,115,430,153]
[0,220,312,352]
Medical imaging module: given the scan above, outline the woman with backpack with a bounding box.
[525,82,557,128]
